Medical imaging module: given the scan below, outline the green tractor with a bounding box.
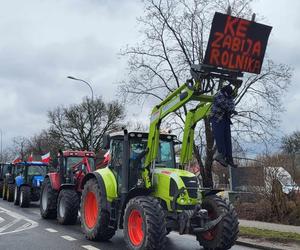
[80,64,241,249]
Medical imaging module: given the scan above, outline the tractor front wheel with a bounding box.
[40,178,57,219]
[57,189,79,225]
[0,181,3,198]
[14,186,20,205]
[7,184,14,202]
[20,186,31,207]
[81,178,115,241]
[124,196,167,250]
[197,195,239,250]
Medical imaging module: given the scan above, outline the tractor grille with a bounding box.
[181,176,198,199]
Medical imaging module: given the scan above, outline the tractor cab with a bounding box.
[13,161,48,207]
[15,161,48,188]
[57,150,95,186]
[0,163,13,181]
[106,131,177,191]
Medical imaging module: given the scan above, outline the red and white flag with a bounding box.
[41,152,51,163]
[28,152,33,162]
[13,156,21,164]
[103,150,110,165]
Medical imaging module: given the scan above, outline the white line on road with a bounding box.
[0,219,20,233]
[61,235,77,241]
[45,228,58,233]
[0,206,38,235]
[15,222,31,231]
[82,245,101,250]
[0,216,4,223]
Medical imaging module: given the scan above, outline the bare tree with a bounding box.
[48,97,124,151]
[12,136,30,160]
[26,129,64,159]
[281,131,300,154]
[119,0,292,187]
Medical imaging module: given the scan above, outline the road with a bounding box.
[0,199,258,250]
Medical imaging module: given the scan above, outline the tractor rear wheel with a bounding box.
[57,189,79,225]
[7,184,14,202]
[123,196,167,250]
[0,181,3,198]
[20,186,31,207]
[197,195,239,250]
[40,178,57,219]
[2,182,7,200]
[81,178,115,241]
[14,186,20,205]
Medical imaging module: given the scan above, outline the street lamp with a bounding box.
[67,76,94,151]
[0,129,2,163]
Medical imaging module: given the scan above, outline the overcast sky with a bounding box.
[0,0,299,151]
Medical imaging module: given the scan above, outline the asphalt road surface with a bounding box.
[0,199,258,250]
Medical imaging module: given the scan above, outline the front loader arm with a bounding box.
[145,80,213,169]
[143,64,243,188]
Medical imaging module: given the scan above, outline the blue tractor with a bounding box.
[13,161,48,207]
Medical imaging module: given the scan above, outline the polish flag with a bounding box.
[28,153,33,162]
[41,152,51,163]
[13,157,21,164]
[103,150,110,165]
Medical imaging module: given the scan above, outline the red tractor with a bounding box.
[40,150,95,225]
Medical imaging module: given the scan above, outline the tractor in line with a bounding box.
[40,150,96,225]
[79,64,241,250]
[13,161,48,207]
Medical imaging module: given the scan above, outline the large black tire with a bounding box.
[2,182,7,200]
[14,186,20,205]
[0,180,3,198]
[40,178,57,219]
[57,189,79,225]
[80,178,115,241]
[7,184,14,202]
[197,195,239,250]
[20,186,31,207]
[123,196,167,250]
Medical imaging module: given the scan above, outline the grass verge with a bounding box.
[239,226,300,243]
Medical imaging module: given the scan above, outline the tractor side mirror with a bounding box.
[102,133,111,150]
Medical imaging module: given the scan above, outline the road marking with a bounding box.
[15,222,31,231]
[45,228,58,233]
[0,216,4,223]
[61,235,77,241]
[82,245,101,250]
[0,206,38,235]
[0,219,20,232]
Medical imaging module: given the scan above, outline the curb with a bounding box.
[236,240,285,250]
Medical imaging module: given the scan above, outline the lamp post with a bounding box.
[67,76,94,151]
[0,129,2,163]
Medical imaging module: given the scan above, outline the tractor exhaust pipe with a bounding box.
[121,129,129,205]
[58,150,65,184]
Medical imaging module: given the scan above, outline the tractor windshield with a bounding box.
[130,139,175,168]
[28,165,47,176]
[2,164,11,175]
[66,157,95,171]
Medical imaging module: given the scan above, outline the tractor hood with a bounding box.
[32,175,44,187]
[154,168,195,179]
[153,168,199,211]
